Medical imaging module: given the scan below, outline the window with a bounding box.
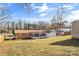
[34,33,39,37]
[41,34,46,36]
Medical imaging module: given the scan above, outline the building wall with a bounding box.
[15,33,32,39]
[31,33,46,39]
[72,21,79,38]
[46,30,56,37]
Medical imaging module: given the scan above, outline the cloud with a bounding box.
[39,3,48,12]
[33,3,49,13]
[63,5,74,10]
[46,8,54,12]
[63,4,78,11]
[33,6,40,9]
[40,13,48,16]
[67,10,79,22]
[32,3,54,13]
[31,3,55,17]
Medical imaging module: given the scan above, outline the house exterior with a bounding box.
[46,30,56,37]
[56,28,71,35]
[2,33,14,40]
[51,23,65,35]
[72,20,79,39]
[2,30,57,40]
[51,23,65,29]
[15,30,46,39]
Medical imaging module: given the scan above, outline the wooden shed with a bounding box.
[72,20,79,39]
[15,30,46,39]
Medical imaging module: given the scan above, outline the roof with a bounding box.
[15,30,46,33]
[2,33,13,36]
[53,23,64,25]
[72,20,79,23]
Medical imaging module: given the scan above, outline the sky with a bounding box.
[0,3,79,24]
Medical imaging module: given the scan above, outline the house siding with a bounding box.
[72,20,79,39]
[15,30,46,39]
[15,33,32,39]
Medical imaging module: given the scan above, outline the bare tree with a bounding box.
[51,4,66,35]
[38,21,50,30]
[0,7,9,21]
[0,6,10,33]
[0,3,32,34]
[23,21,27,30]
[11,21,15,35]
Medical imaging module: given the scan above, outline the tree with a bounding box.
[15,23,19,30]
[5,21,10,33]
[23,20,28,30]
[0,3,32,34]
[18,20,22,30]
[38,21,50,30]
[0,7,9,21]
[0,6,10,33]
[51,4,66,35]
[32,23,37,30]
[11,21,15,35]
[27,22,31,30]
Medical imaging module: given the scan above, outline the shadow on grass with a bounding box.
[49,38,79,47]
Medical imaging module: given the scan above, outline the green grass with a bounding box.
[0,35,79,56]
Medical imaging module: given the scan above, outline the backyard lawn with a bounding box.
[0,35,79,56]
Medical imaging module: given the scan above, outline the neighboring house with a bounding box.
[15,30,47,39]
[2,33,14,40]
[72,20,79,39]
[51,23,65,29]
[56,28,71,35]
[2,30,57,39]
[46,30,56,37]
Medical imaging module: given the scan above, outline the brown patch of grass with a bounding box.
[0,35,79,56]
